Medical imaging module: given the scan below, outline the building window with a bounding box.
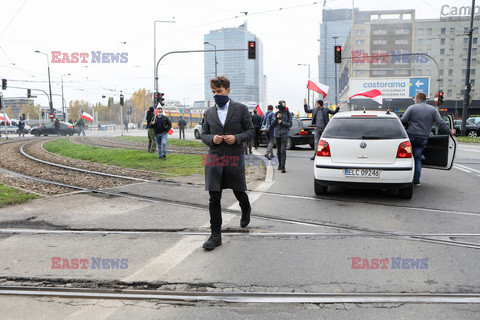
[474,48,478,55]
[356,39,365,45]
[356,70,365,76]
[463,59,468,66]
[395,29,409,35]
[473,69,476,75]
[440,59,445,66]
[373,29,387,35]
[460,89,465,95]
[474,38,478,44]
[418,29,423,35]
[449,48,454,55]
[425,70,431,75]
[439,79,444,86]
[373,39,387,45]
[441,27,446,35]
[448,59,453,66]
[447,90,452,96]
[448,69,453,76]
[395,39,409,45]
[427,39,432,46]
[372,70,387,76]
[356,29,365,35]
[464,38,469,45]
[440,38,445,45]
[473,59,477,66]
[450,38,455,45]
[417,39,423,46]
[447,79,453,86]
[394,70,408,75]
[416,70,422,76]
[462,69,467,75]
[450,27,455,34]
[465,27,469,33]
[440,49,445,55]
[439,69,444,76]
[427,28,432,35]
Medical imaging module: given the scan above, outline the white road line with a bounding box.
[456,163,480,174]
[454,165,472,173]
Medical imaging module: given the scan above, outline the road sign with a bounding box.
[48,113,54,119]
[349,77,430,100]
[434,93,439,106]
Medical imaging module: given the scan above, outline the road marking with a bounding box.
[454,165,472,173]
[455,163,480,174]
[458,147,480,153]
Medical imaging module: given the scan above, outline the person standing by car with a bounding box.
[76,118,85,136]
[54,118,61,136]
[18,119,26,138]
[251,109,262,149]
[146,106,156,153]
[304,98,340,160]
[200,76,255,250]
[401,92,456,187]
[178,116,187,139]
[151,106,172,159]
[270,101,292,173]
[261,105,275,160]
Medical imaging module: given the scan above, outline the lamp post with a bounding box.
[333,36,339,105]
[61,73,71,121]
[154,19,176,92]
[204,42,218,77]
[298,63,311,107]
[35,50,54,119]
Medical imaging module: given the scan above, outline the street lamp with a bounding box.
[61,73,71,121]
[35,50,54,119]
[298,63,311,107]
[333,36,339,105]
[154,19,176,92]
[204,42,218,77]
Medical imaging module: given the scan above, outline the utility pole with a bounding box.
[461,0,476,136]
[154,19,176,92]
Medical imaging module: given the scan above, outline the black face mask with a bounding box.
[214,95,229,108]
[279,106,286,112]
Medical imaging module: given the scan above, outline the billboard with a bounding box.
[349,77,430,100]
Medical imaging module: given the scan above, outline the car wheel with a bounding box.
[314,179,327,195]
[467,130,478,138]
[286,137,295,150]
[194,129,200,139]
[309,143,315,150]
[69,133,74,136]
[35,133,40,137]
[399,183,413,199]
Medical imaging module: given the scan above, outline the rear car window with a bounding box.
[322,118,407,139]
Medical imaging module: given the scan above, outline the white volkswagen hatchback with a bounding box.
[313,110,456,199]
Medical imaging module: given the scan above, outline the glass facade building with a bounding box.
[204,24,265,107]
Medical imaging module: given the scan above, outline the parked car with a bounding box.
[0,121,19,134]
[30,122,78,136]
[313,111,456,199]
[258,117,315,149]
[194,123,202,139]
[10,119,31,134]
[454,120,480,138]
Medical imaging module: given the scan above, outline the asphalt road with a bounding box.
[0,133,479,319]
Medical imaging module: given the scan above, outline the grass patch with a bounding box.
[0,184,37,207]
[118,135,205,148]
[44,139,204,176]
[456,136,480,143]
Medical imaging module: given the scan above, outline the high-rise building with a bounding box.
[318,8,354,100]
[204,23,266,107]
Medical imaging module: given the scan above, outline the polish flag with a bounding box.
[81,112,93,122]
[349,89,383,105]
[255,105,263,116]
[167,128,174,135]
[307,79,329,99]
[0,113,11,125]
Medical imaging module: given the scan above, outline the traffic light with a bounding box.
[120,94,124,106]
[41,111,45,118]
[154,92,165,106]
[334,46,342,64]
[27,89,31,98]
[248,41,256,60]
[2,79,6,90]
[438,90,444,106]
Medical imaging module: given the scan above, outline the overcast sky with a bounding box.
[0,0,472,113]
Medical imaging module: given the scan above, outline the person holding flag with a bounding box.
[304,80,340,160]
[76,118,86,136]
[151,106,172,160]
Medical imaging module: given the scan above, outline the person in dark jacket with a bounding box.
[178,116,187,139]
[54,118,61,135]
[76,118,85,136]
[304,98,340,160]
[270,101,292,173]
[251,109,262,149]
[261,105,275,159]
[200,76,255,250]
[18,119,26,137]
[146,106,156,153]
[401,92,455,187]
[151,106,172,159]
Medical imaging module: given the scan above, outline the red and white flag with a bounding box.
[307,79,329,99]
[349,89,383,105]
[0,113,11,125]
[81,111,93,122]
[255,105,263,117]
[167,128,174,135]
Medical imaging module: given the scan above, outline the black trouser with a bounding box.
[253,127,260,148]
[209,190,250,232]
[275,137,288,169]
[179,127,185,139]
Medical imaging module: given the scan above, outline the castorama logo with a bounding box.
[51,51,128,63]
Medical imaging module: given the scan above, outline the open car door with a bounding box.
[422,113,456,170]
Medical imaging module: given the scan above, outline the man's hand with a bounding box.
[223,135,237,145]
[451,129,456,135]
[304,98,307,104]
[213,135,223,144]
[277,113,281,118]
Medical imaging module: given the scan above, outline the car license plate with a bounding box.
[345,169,381,178]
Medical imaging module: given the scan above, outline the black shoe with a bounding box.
[277,165,282,170]
[310,156,315,160]
[203,232,222,250]
[240,206,251,228]
[281,168,286,173]
[414,180,420,187]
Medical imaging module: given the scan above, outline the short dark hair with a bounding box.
[316,100,324,107]
[416,92,427,101]
[210,76,230,89]
[267,105,273,111]
[253,109,257,114]
[157,106,163,111]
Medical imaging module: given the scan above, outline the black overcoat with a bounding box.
[201,100,255,192]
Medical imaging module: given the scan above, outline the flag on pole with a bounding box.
[349,89,383,105]
[167,128,174,135]
[0,113,11,125]
[81,111,93,122]
[306,79,329,99]
[255,105,263,116]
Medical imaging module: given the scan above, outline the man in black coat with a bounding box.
[178,116,187,139]
[146,106,156,153]
[304,98,340,160]
[251,109,262,149]
[151,106,172,159]
[200,76,255,250]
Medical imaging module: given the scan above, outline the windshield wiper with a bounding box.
[361,135,387,139]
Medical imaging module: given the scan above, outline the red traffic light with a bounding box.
[336,47,341,52]
[439,91,444,97]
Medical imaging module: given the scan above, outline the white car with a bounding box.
[313,110,456,199]
[194,123,202,139]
